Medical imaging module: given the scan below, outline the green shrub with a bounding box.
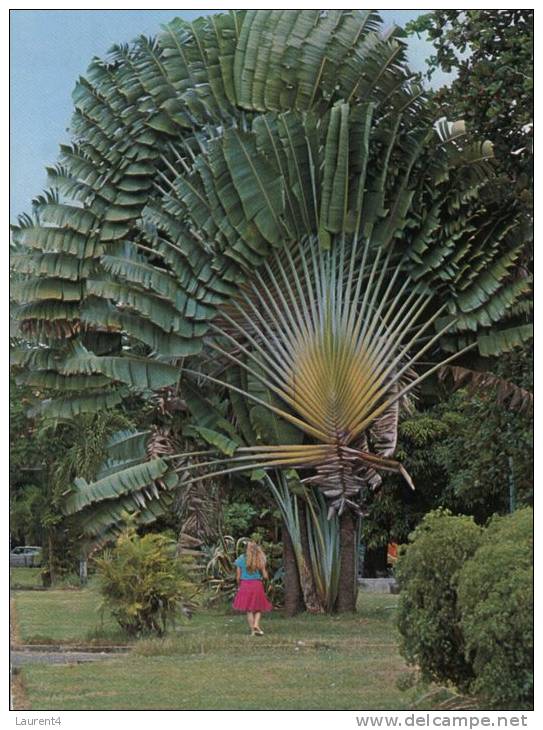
[222,502,258,536]
[95,527,197,637]
[457,507,533,709]
[395,509,483,690]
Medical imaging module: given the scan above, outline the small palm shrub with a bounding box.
[395,509,483,691]
[204,535,242,605]
[457,507,533,709]
[96,527,198,637]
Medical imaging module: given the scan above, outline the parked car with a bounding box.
[10,546,42,567]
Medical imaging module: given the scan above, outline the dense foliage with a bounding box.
[96,525,197,636]
[9,378,47,492]
[397,507,533,708]
[221,502,259,537]
[457,508,533,709]
[407,10,533,194]
[360,347,533,570]
[396,509,483,690]
[10,372,142,579]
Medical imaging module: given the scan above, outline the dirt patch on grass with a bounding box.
[11,669,30,710]
[11,598,22,645]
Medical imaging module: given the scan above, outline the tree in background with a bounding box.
[10,368,141,582]
[10,377,49,547]
[407,10,533,208]
[436,352,533,521]
[360,346,532,573]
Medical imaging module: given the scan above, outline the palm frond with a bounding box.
[438,365,533,412]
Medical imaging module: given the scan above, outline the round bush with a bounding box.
[395,509,483,690]
[457,507,533,709]
[96,527,197,636]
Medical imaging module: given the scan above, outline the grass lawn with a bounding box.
[14,587,416,710]
[12,579,122,645]
[10,567,43,589]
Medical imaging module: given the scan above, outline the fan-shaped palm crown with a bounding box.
[11,10,532,526]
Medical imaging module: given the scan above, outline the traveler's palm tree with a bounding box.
[11,10,532,605]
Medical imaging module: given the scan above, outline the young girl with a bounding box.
[233,541,272,635]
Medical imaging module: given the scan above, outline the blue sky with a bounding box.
[10,9,450,221]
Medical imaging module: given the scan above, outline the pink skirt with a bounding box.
[232,580,273,612]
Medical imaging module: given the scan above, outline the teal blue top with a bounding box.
[235,554,262,581]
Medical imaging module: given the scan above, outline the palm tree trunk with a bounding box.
[282,523,303,616]
[299,502,325,613]
[336,511,358,612]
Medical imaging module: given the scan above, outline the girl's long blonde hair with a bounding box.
[246,541,267,573]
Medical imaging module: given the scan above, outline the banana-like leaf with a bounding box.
[11,278,83,303]
[11,347,63,371]
[77,490,175,541]
[319,102,350,243]
[181,378,238,438]
[227,367,257,444]
[222,128,287,246]
[61,347,180,390]
[477,324,534,358]
[11,223,104,258]
[105,429,150,462]
[64,458,175,514]
[10,253,94,281]
[438,365,533,413]
[12,300,80,324]
[84,279,208,340]
[35,387,129,419]
[184,425,240,457]
[16,370,111,391]
[81,297,202,358]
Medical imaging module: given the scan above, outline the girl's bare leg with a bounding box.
[246,612,255,631]
[253,611,262,630]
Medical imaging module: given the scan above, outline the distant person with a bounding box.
[233,541,272,635]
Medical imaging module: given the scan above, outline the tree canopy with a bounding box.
[407,10,533,206]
